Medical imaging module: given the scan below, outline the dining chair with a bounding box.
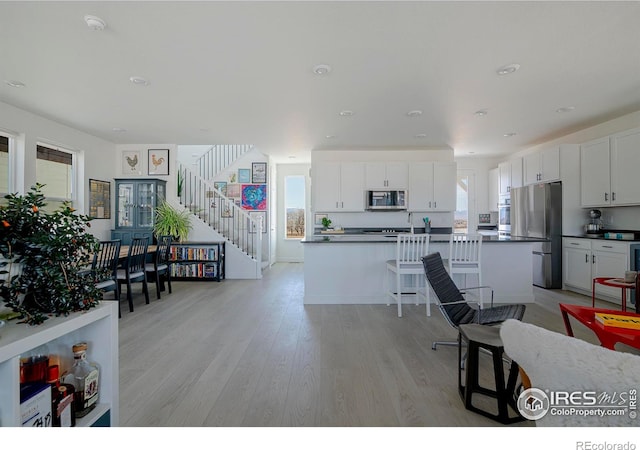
[448,233,484,306]
[117,237,150,312]
[145,235,173,299]
[385,233,430,317]
[92,239,122,317]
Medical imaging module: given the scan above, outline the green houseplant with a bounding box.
[153,200,193,242]
[0,184,101,324]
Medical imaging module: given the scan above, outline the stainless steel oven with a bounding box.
[498,195,511,234]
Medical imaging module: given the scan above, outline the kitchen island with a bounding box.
[302,233,545,307]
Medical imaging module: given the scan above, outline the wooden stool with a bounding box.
[458,323,524,424]
[592,277,639,312]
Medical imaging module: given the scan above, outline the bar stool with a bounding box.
[458,323,524,424]
[449,234,483,306]
[386,233,430,317]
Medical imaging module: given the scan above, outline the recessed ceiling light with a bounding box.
[503,132,517,137]
[129,76,149,86]
[325,135,336,139]
[406,110,423,117]
[4,80,25,88]
[339,110,354,117]
[474,109,488,117]
[414,133,427,138]
[496,63,521,76]
[84,15,107,31]
[288,155,296,159]
[111,127,126,132]
[556,106,576,113]
[312,64,332,75]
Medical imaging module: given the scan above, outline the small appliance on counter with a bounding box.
[584,209,604,236]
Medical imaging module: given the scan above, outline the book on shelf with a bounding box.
[594,312,640,330]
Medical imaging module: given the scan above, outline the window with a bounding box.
[0,134,9,195]
[285,175,305,239]
[36,144,75,208]
[454,174,469,233]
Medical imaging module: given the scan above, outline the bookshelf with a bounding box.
[169,242,225,282]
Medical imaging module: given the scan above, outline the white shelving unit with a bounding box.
[0,302,118,427]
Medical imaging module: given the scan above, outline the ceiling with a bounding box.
[1,1,639,164]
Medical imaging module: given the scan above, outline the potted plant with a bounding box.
[321,217,332,230]
[153,200,193,242]
[0,184,101,324]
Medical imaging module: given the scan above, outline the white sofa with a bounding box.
[500,319,640,427]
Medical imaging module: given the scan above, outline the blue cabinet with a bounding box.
[111,178,166,245]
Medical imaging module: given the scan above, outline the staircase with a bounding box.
[176,145,263,275]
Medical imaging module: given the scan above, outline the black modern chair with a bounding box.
[117,237,150,312]
[92,239,122,317]
[145,235,173,299]
[422,252,526,350]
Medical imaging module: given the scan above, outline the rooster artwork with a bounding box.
[122,151,140,174]
[148,149,169,175]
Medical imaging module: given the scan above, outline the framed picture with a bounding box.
[248,211,267,234]
[314,213,328,226]
[238,168,251,183]
[214,181,227,196]
[221,200,234,218]
[226,183,241,198]
[251,162,267,183]
[241,184,267,210]
[122,151,141,175]
[148,149,169,175]
[89,179,110,219]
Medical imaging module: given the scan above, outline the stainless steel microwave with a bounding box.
[366,190,407,211]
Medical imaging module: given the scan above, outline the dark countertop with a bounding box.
[302,234,548,244]
[563,234,640,243]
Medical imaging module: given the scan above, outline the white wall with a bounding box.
[0,100,116,240]
[276,163,310,263]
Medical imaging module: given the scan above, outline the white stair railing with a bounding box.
[195,144,253,181]
[177,163,262,262]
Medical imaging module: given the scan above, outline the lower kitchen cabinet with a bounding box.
[563,237,640,308]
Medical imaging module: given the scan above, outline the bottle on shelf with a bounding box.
[62,342,99,418]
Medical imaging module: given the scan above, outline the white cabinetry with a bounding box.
[408,162,456,212]
[498,158,522,195]
[523,146,560,185]
[580,128,640,207]
[489,168,499,211]
[0,302,119,427]
[563,238,593,292]
[364,162,408,189]
[563,237,636,308]
[580,137,611,206]
[313,162,365,212]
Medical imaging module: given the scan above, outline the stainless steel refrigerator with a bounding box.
[510,182,562,288]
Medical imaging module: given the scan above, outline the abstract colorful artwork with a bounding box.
[241,184,267,210]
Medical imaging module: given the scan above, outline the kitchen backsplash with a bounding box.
[587,206,640,231]
[315,211,453,230]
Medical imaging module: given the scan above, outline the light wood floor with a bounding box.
[117,263,629,427]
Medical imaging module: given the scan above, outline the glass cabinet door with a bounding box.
[137,182,155,228]
[117,183,134,228]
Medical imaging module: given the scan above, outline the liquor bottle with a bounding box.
[62,342,99,418]
[55,384,76,427]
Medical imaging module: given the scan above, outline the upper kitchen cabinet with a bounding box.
[581,128,640,207]
[580,137,611,206]
[498,158,522,196]
[313,162,365,212]
[364,162,408,189]
[408,162,456,212]
[523,146,560,185]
